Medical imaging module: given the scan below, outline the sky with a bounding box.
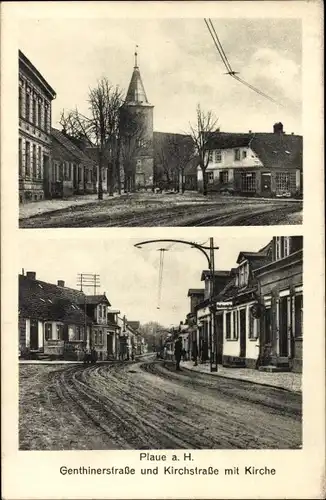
[19,233,272,327]
[19,17,302,135]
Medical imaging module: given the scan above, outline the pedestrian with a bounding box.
[174,336,182,371]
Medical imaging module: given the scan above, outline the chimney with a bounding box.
[57,280,65,287]
[249,130,252,133]
[26,271,36,280]
[273,122,284,134]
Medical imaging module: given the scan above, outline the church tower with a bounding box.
[120,48,154,191]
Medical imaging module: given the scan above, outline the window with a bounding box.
[233,311,238,339]
[25,141,31,177]
[248,310,256,339]
[234,148,241,161]
[19,139,23,176]
[275,236,291,260]
[44,323,52,341]
[219,171,229,184]
[32,98,37,124]
[294,294,303,338]
[208,150,213,162]
[242,150,247,159]
[241,172,256,192]
[238,262,249,287]
[276,172,296,193]
[225,312,231,339]
[38,101,42,128]
[32,144,37,178]
[25,92,30,121]
[76,326,85,341]
[44,106,48,132]
[56,324,64,340]
[38,147,42,178]
[215,150,222,162]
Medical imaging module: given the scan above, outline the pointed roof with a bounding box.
[125,60,150,105]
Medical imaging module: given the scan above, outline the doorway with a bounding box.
[216,314,223,363]
[107,334,113,356]
[261,173,272,196]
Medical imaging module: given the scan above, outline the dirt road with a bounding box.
[19,194,302,228]
[19,357,302,450]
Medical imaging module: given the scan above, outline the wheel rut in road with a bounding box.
[44,360,301,450]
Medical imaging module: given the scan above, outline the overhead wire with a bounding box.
[157,248,167,310]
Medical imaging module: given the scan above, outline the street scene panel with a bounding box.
[19,235,303,450]
[18,18,302,227]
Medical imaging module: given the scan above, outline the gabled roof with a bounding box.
[201,270,230,280]
[125,65,150,105]
[51,128,96,168]
[205,131,302,170]
[187,288,205,297]
[19,275,92,325]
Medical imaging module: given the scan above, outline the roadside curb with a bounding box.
[181,364,301,394]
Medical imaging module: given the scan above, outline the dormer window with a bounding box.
[238,261,249,287]
[275,237,290,260]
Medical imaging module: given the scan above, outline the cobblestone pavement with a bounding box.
[182,361,302,393]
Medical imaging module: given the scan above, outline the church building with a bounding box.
[119,50,154,191]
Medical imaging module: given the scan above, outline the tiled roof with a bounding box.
[51,128,96,168]
[84,294,111,306]
[201,270,230,280]
[52,137,76,163]
[19,275,92,325]
[127,321,140,330]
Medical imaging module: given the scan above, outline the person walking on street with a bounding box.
[174,336,182,371]
[192,340,198,366]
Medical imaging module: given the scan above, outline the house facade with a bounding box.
[19,272,91,360]
[186,236,303,374]
[51,128,96,198]
[19,50,56,203]
[197,123,302,198]
[254,236,303,373]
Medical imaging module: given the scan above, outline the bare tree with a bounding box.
[167,134,194,192]
[60,78,123,200]
[189,104,219,195]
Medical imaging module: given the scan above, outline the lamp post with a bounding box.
[134,238,219,372]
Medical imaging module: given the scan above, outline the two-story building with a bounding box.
[215,244,273,368]
[19,50,56,203]
[186,288,205,360]
[198,123,302,198]
[254,236,303,373]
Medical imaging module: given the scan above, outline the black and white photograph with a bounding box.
[19,234,302,450]
[18,17,303,228]
[1,1,324,499]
